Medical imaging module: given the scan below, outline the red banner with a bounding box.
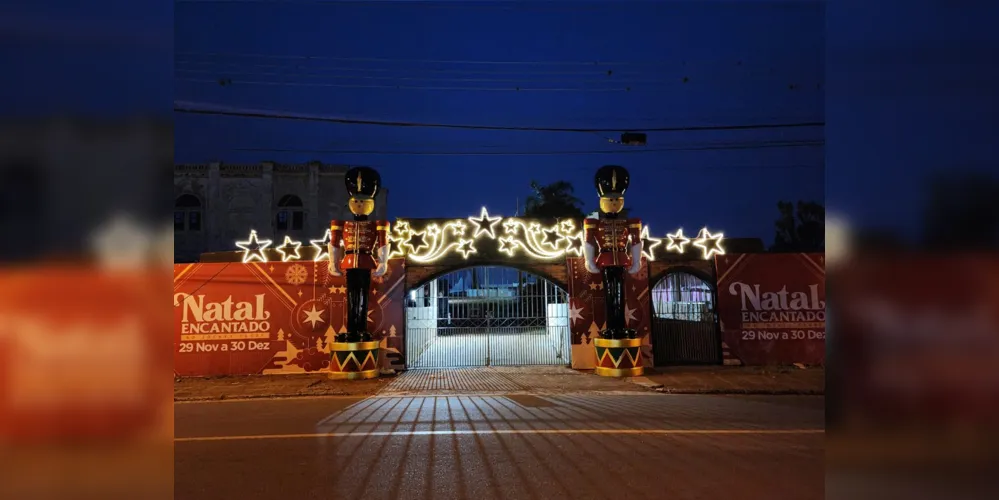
[714,253,826,365]
[565,256,652,368]
[173,259,406,376]
[0,266,172,440]
[833,255,999,424]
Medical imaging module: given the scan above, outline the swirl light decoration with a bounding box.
[232,206,724,263]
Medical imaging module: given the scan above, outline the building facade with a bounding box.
[174,161,388,262]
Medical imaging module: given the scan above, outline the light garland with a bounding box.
[231,207,725,263]
[639,225,662,261]
[275,235,302,262]
[235,230,272,263]
[665,228,692,254]
[309,229,332,262]
[693,228,725,259]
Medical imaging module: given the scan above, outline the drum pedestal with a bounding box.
[329,341,380,380]
[593,337,644,377]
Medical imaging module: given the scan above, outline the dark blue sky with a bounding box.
[7,1,994,245]
[174,1,825,243]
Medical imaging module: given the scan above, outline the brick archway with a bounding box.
[404,258,569,292]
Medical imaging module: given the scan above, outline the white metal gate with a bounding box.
[405,266,571,368]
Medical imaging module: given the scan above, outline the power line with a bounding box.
[173,102,825,133]
[175,69,811,88]
[177,77,632,92]
[233,141,823,156]
[175,51,763,68]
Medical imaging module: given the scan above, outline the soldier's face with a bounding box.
[599,196,625,214]
[348,197,375,216]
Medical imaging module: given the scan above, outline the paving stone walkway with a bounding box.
[379,366,645,395]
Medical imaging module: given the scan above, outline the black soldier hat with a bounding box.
[594,165,630,197]
[345,166,381,200]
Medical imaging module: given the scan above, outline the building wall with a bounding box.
[174,162,389,262]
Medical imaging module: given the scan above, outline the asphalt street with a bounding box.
[175,393,824,499]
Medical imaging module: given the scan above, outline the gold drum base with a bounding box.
[593,338,644,378]
[329,341,380,380]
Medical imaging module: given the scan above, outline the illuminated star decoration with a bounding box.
[405,230,429,253]
[665,229,691,254]
[236,230,273,263]
[693,228,725,259]
[456,238,477,258]
[468,207,502,239]
[498,236,518,256]
[541,227,561,249]
[310,229,332,262]
[275,236,303,262]
[302,305,326,328]
[639,225,662,261]
[564,233,584,256]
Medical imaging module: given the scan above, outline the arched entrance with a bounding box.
[406,265,571,368]
[650,270,721,365]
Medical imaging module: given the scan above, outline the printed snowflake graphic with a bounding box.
[285,264,309,285]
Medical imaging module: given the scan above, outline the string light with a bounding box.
[310,229,332,262]
[665,229,692,254]
[236,230,272,263]
[639,225,662,261]
[274,235,303,262]
[693,228,725,259]
[230,206,724,263]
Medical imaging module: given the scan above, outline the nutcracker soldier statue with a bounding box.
[583,165,645,377]
[327,167,389,380]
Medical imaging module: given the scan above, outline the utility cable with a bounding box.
[174,102,825,133]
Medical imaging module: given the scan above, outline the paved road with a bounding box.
[176,393,823,499]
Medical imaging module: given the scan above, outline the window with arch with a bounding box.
[275,194,304,231]
[174,194,202,232]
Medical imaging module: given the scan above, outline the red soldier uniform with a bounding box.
[330,220,389,270]
[583,216,642,269]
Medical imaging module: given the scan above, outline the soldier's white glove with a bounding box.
[582,243,600,274]
[328,243,343,276]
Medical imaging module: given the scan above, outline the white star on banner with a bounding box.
[303,305,326,328]
[624,305,638,326]
[568,302,584,326]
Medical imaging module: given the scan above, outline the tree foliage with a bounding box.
[523,180,586,219]
[771,200,825,252]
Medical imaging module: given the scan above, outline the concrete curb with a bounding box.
[175,392,376,403]
[656,388,824,395]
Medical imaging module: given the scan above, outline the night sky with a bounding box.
[174,1,825,243]
[8,1,990,245]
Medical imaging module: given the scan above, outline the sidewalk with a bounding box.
[175,365,824,401]
[174,373,393,401]
[628,366,825,395]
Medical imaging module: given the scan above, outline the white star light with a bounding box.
[302,305,326,328]
[310,229,332,262]
[639,225,662,261]
[693,228,725,259]
[236,230,273,263]
[665,228,692,254]
[275,236,303,262]
[456,238,478,258]
[468,206,502,239]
